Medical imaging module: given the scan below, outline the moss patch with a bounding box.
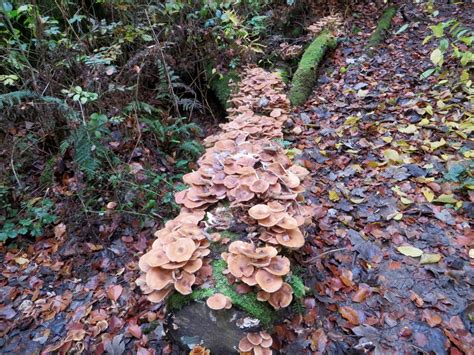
[287,274,306,299]
[212,260,275,326]
[166,260,275,326]
[209,70,240,109]
[366,6,397,52]
[288,31,337,106]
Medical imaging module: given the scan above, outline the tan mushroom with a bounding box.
[173,271,195,295]
[255,269,283,293]
[264,256,290,276]
[147,287,173,303]
[276,215,298,230]
[268,282,293,310]
[145,268,173,290]
[206,293,231,310]
[248,204,271,220]
[165,238,197,262]
[275,228,305,248]
[228,254,254,278]
[238,336,253,353]
[258,212,286,227]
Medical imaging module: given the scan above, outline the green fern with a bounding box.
[179,140,203,158]
[0,90,80,121]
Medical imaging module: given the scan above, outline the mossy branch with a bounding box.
[289,31,337,106]
[366,6,397,53]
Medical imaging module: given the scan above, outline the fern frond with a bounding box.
[0,90,80,121]
[179,140,204,158]
[177,98,203,112]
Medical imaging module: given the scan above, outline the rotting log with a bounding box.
[289,31,337,106]
[168,301,259,354]
[366,6,397,54]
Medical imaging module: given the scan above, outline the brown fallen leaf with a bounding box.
[108,285,123,302]
[352,284,372,303]
[128,323,142,339]
[422,309,442,327]
[339,306,361,325]
[409,291,424,307]
[54,223,67,239]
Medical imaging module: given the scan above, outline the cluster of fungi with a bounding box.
[137,67,313,354]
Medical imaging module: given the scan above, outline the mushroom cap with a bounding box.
[233,185,255,202]
[264,256,290,276]
[174,189,188,204]
[183,258,203,273]
[258,212,285,227]
[289,164,310,179]
[255,269,283,293]
[206,293,228,310]
[281,172,300,188]
[174,271,195,295]
[241,273,258,286]
[183,171,207,186]
[160,260,188,270]
[268,282,293,309]
[267,201,285,212]
[238,336,253,352]
[165,238,197,262]
[241,245,278,260]
[276,215,298,230]
[257,290,270,301]
[248,204,271,220]
[276,228,305,248]
[228,254,254,278]
[247,332,263,346]
[146,268,174,290]
[141,249,170,268]
[147,287,173,303]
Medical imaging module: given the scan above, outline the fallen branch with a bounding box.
[366,6,397,54]
[289,31,337,106]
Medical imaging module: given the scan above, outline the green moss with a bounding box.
[166,260,274,326]
[209,70,240,108]
[219,230,240,240]
[366,6,397,52]
[167,287,215,311]
[289,31,337,106]
[287,274,306,298]
[212,260,275,326]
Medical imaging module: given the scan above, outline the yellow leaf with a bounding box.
[400,197,413,204]
[420,253,442,264]
[429,138,446,151]
[15,257,29,265]
[422,187,435,202]
[463,150,474,158]
[398,125,418,134]
[433,194,458,204]
[397,245,423,257]
[350,198,365,204]
[469,249,474,259]
[329,190,340,202]
[393,212,403,220]
[419,118,430,126]
[382,136,393,143]
[344,115,360,126]
[383,149,402,164]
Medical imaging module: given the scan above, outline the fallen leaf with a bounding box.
[383,149,402,164]
[469,249,474,259]
[329,190,340,202]
[14,256,29,265]
[433,194,458,204]
[339,306,361,325]
[397,245,423,257]
[352,284,372,303]
[410,291,424,307]
[422,187,435,202]
[128,323,142,339]
[422,309,443,327]
[108,285,123,302]
[54,223,67,238]
[420,253,442,264]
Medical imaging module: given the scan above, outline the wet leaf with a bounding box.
[383,149,402,164]
[329,190,340,202]
[433,194,458,204]
[352,284,371,303]
[420,253,442,264]
[108,285,123,302]
[339,306,361,325]
[422,187,435,202]
[397,245,423,257]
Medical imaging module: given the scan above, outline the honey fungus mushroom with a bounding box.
[206,293,232,310]
[238,331,273,355]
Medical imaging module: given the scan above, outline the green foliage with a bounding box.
[287,274,306,298]
[167,288,215,311]
[421,19,473,89]
[289,31,337,106]
[0,187,57,241]
[366,6,397,51]
[208,69,240,108]
[212,260,275,326]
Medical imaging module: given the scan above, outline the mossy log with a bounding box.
[366,6,397,53]
[209,70,240,109]
[288,31,337,106]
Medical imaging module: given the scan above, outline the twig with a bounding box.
[144,9,181,117]
[302,247,348,264]
[10,139,22,188]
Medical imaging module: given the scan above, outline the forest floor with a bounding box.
[1,2,473,355]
